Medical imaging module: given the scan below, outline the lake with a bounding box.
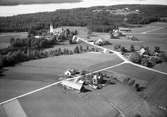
[0,0,165,17]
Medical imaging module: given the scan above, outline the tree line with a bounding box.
[0,45,98,69]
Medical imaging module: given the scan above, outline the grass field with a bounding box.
[17,85,119,117]
[3,83,162,117]
[0,79,49,102]
[5,52,121,77]
[0,32,27,49]
[153,62,167,73]
[0,52,122,102]
[106,63,167,109]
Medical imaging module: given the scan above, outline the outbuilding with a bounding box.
[61,80,84,92]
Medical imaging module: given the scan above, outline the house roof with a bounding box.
[61,80,83,91]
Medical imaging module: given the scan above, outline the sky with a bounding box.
[0,0,167,17]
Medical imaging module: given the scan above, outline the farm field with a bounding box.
[153,62,167,73]
[0,83,163,117]
[3,52,122,78]
[17,85,120,117]
[106,63,167,108]
[0,32,27,49]
[107,63,167,82]
[96,84,165,117]
[0,79,49,102]
[0,52,122,102]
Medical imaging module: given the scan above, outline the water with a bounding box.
[0,0,166,17]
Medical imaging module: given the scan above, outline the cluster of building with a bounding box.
[34,24,80,43]
[92,8,140,16]
[61,69,112,93]
[111,27,132,38]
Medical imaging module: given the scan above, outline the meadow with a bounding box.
[106,63,167,109]
[0,52,122,102]
[17,85,120,117]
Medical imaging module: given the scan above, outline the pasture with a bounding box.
[3,52,122,78]
[153,62,167,73]
[106,63,167,109]
[0,52,122,102]
[17,85,119,117]
[0,79,49,102]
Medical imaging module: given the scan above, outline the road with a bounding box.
[0,62,126,116]
[1,35,167,117]
[78,37,167,75]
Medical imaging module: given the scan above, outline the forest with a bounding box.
[0,5,167,32]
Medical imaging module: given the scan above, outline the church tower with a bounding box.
[50,24,54,34]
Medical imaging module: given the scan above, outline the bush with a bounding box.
[0,54,3,68]
[159,52,167,62]
[129,52,141,63]
[130,45,135,52]
[141,57,149,67]
[114,44,121,50]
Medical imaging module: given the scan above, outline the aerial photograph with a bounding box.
[0,0,167,117]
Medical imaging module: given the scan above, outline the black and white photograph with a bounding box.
[0,0,167,117]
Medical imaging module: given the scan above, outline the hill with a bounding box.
[0,5,167,32]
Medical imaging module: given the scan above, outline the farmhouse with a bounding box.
[64,68,78,77]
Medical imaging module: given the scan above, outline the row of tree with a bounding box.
[0,45,98,68]
[10,37,57,49]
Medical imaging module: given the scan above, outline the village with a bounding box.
[0,4,167,117]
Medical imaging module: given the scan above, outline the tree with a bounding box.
[154,46,160,53]
[58,48,62,55]
[129,52,141,63]
[120,46,127,54]
[141,57,149,67]
[130,45,135,52]
[109,30,114,39]
[79,45,83,53]
[159,52,167,62]
[114,44,121,50]
[74,46,80,54]
[10,38,15,47]
[74,30,78,35]
[0,54,3,68]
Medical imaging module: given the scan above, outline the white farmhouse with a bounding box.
[64,69,77,77]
